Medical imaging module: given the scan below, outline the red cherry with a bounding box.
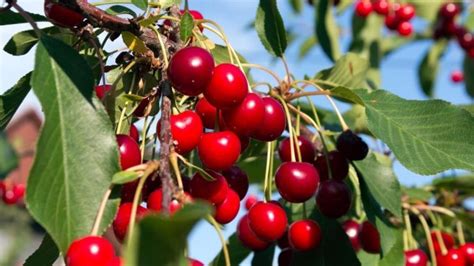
[372,0,389,15]
[313,150,349,181]
[397,21,413,37]
[147,188,190,214]
[195,97,217,129]
[120,179,155,203]
[458,31,474,50]
[222,93,265,136]
[168,47,215,96]
[342,219,361,251]
[248,201,288,241]
[222,166,249,200]
[436,248,466,266]
[44,0,84,28]
[12,183,25,200]
[214,189,241,224]
[112,203,148,242]
[355,1,372,17]
[359,221,381,254]
[204,64,248,109]
[430,231,455,254]
[316,180,352,218]
[107,257,123,266]
[198,131,241,171]
[116,135,141,170]
[451,70,464,83]
[133,97,151,118]
[278,136,315,163]
[190,171,228,204]
[188,258,204,266]
[245,194,258,210]
[396,4,416,21]
[461,243,474,265]
[252,97,286,142]
[2,190,18,205]
[278,248,293,266]
[275,162,319,203]
[95,85,111,100]
[0,181,5,197]
[159,111,203,155]
[385,14,400,30]
[405,249,428,266]
[236,214,270,251]
[288,219,322,251]
[439,3,460,19]
[187,10,204,31]
[129,124,139,143]
[65,236,115,266]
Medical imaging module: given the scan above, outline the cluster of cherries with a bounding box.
[0,180,25,206]
[429,231,474,266]
[355,0,415,37]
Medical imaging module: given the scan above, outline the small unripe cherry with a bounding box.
[95,85,111,100]
[336,130,369,161]
[221,93,265,136]
[355,1,372,17]
[248,201,288,242]
[204,64,248,109]
[288,219,322,251]
[195,97,217,129]
[313,150,349,181]
[190,172,228,205]
[278,136,316,163]
[236,214,270,251]
[198,131,241,171]
[245,194,258,210]
[116,135,141,170]
[222,166,249,200]
[252,97,286,142]
[359,221,381,254]
[113,203,148,242]
[65,236,115,266]
[316,180,352,218]
[214,189,241,224]
[275,162,320,203]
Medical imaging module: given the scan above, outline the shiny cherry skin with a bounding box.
[451,70,464,83]
[288,219,322,251]
[195,97,217,129]
[278,136,315,163]
[222,93,265,136]
[12,184,25,200]
[113,203,148,242]
[160,111,203,155]
[431,231,455,254]
[359,221,381,254]
[116,135,141,170]
[436,248,466,266]
[129,124,139,143]
[405,249,428,266]
[457,30,474,50]
[336,130,369,161]
[252,97,286,142]
[313,150,349,181]
[222,166,249,200]
[342,219,361,251]
[2,189,18,205]
[385,14,400,30]
[439,3,460,19]
[355,1,372,17]
[275,162,319,203]
[190,172,229,205]
[248,201,288,242]
[397,21,413,37]
[106,257,123,266]
[461,242,474,265]
[198,131,241,171]
[214,189,241,224]
[65,236,115,266]
[245,194,258,210]
[168,47,215,96]
[147,188,191,214]
[278,248,293,266]
[95,85,111,100]
[316,180,352,218]
[236,215,270,251]
[372,0,389,15]
[188,258,204,266]
[44,0,84,28]
[396,4,416,21]
[204,63,248,109]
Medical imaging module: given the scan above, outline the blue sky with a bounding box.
[1,0,473,264]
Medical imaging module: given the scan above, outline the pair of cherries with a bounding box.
[343,220,381,254]
[430,231,474,266]
[0,182,25,206]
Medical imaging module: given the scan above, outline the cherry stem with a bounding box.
[263,142,273,202]
[241,63,282,85]
[291,126,302,162]
[406,203,455,218]
[207,215,231,266]
[8,0,41,37]
[90,186,113,236]
[281,55,292,85]
[286,90,330,101]
[295,105,301,136]
[149,25,170,68]
[286,104,322,132]
[456,221,466,246]
[410,207,437,266]
[175,153,214,181]
[170,152,184,192]
[276,96,296,162]
[140,116,149,161]
[434,230,448,255]
[403,209,414,250]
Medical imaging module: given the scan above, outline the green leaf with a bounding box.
[125,202,212,266]
[24,234,59,266]
[418,39,448,97]
[329,87,365,105]
[289,0,304,14]
[465,12,474,31]
[255,0,287,57]
[180,11,194,42]
[159,0,182,9]
[252,246,275,265]
[0,132,17,179]
[378,232,404,266]
[432,175,474,192]
[298,35,318,59]
[0,72,31,130]
[408,0,443,22]
[132,0,148,10]
[463,55,474,98]
[27,36,120,253]
[122,32,149,54]
[105,5,137,17]
[401,187,433,203]
[211,233,251,266]
[112,171,140,185]
[357,251,380,266]
[354,152,401,217]
[315,0,340,61]
[0,10,47,25]
[4,27,61,56]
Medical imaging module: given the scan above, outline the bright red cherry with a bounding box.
[405,249,428,266]
[436,248,466,266]
[439,3,460,19]
[236,214,270,251]
[2,189,18,205]
[112,203,148,242]
[168,47,215,96]
[129,124,139,143]
[204,64,248,109]
[461,243,474,265]
[252,97,286,142]
[198,131,241,171]
[245,194,258,210]
[342,219,361,251]
[222,166,249,200]
[147,188,190,214]
[95,85,111,100]
[12,183,25,200]
[288,219,322,251]
[372,0,389,15]
[214,189,240,224]
[195,97,217,129]
[222,93,265,136]
[275,162,319,203]
[159,111,203,155]
[397,21,413,36]
[65,236,115,266]
[451,70,464,83]
[313,150,349,181]
[396,4,416,21]
[278,136,315,163]
[385,14,400,30]
[248,201,288,241]
[430,231,455,254]
[190,172,229,205]
[278,248,293,266]
[355,1,372,17]
[116,135,141,170]
[44,0,84,28]
[188,258,204,266]
[187,10,204,31]
[316,180,352,218]
[359,221,381,254]
[107,257,123,266]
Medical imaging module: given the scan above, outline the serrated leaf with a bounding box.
[463,55,474,98]
[0,10,47,25]
[27,36,120,252]
[418,39,448,97]
[211,233,251,266]
[0,72,31,130]
[179,11,194,42]
[132,0,148,10]
[112,171,140,185]
[105,5,137,17]
[24,234,59,266]
[159,0,182,9]
[255,0,287,57]
[315,0,340,61]
[122,32,149,54]
[0,132,17,179]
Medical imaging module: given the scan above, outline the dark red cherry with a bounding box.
[195,97,217,129]
[439,3,460,19]
[190,171,228,204]
[116,134,141,170]
[222,166,249,200]
[168,47,214,96]
[245,194,258,210]
[278,248,293,266]
[113,203,148,242]
[95,85,111,100]
[236,215,270,251]
[313,150,349,181]
[372,0,389,15]
[277,231,290,249]
[129,124,139,143]
[239,136,250,153]
[158,111,203,155]
[405,249,428,266]
[204,64,248,109]
[222,93,265,136]
[436,248,466,266]
[396,4,415,21]
[278,136,315,163]
[275,162,319,203]
[461,243,474,265]
[336,130,369,161]
[252,97,286,142]
[316,180,352,218]
[385,14,400,30]
[44,0,84,28]
[431,231,455,254]
[359,221,381,254]
[120,179,155,203]
[342,219,361,251]
[397,21,413,36]
[133,97,151,118]
[66,236,115,266]
[214,189,240,224]
[248,201,288,241]
[355,1,372,17]
[451,70,464,83]
[457,31,474,50]
[288,219,322,251]
[198,131,241,171]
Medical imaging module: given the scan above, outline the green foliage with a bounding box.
[252,246,275,265]
[159,0,182,9]
[180,11,195,42]
[418,39,448,97]
[0,132,17,179]
[408,0,444,22]
[315,0,340,61]
[24,234,59,266]
[432,175,474,192]
[112,171,140,185]
[105,5,138,17]
[315,53,369,91]
[289,0,304,14]
[255,0,287,57]
[132,0,148,10]
[298,35,318,59]
[4,27,56,56]
[463,55,474,98]
[0,72,31,130]
[211,233,251,266]
[0,10,47,25]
